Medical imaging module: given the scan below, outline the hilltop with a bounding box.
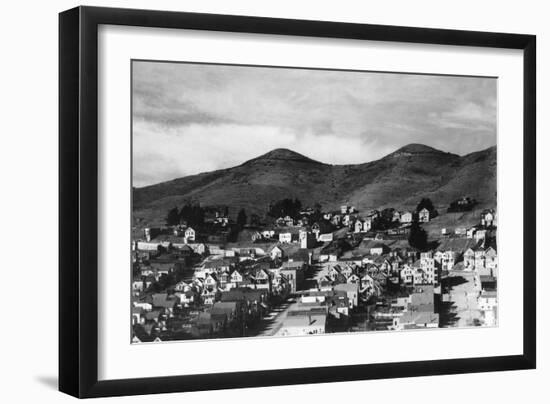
[133,143,496,226]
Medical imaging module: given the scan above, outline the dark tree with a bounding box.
[416,198,435,213]
[267,198,302,219]
[178,204,205,228]
[372,208,397,231]
[249,213,261,227]
[237,208,247,228]
[310,202,323,223]
[165,206,180,226]
[416,198,438,218]
[408,219,428,250]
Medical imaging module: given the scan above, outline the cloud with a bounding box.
[132,61,497,186]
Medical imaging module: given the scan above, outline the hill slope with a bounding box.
[133,144,496,226]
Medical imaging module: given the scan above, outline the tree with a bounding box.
[165,206,180,226]
[416,198,435,214]
[310,202,323,222]
[267,198,302,219]
[416,197,438,219]
[178,203,205,228]
[408,219,428,250]
[237,208,247,228]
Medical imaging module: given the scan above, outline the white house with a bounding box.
[418,208,430,223]
[184,227,196,242]
[279,232,292,244]
[299,230,316,248]
[400,265,414,285]
[400,211,413,223]
[484,247,498,277]
[420,257,436,284]
[270,245,284,260]
[318,233,334,242]
[477,290,497,326]
[363,217,373,232]
[481,210,496,227]
[463,248,476,270]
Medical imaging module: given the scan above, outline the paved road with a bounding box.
[442,270,482,327]
[256,297,299,336]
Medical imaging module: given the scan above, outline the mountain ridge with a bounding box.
[133,144,496,226]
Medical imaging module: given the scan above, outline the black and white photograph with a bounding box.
[131,60,498,343]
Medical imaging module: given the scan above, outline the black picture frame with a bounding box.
[59,5,536,399]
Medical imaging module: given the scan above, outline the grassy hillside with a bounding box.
[133,144,497,226]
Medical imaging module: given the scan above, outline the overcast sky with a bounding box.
[132,60,496,187]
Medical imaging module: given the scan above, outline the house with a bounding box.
[392,211,402,222]
[369,242,389,256]
[174,280,190,292]
[327,265,342,281]
[418,208,430,223]
[299,230,316,248]
[400,211,413,223]
[276,261,306,292]
[420,257,437,284]
[481,209,496,227]
[210,301,242,326]
[466,227,477,239]
[275,217,286,226]
[318,233,334,242]
[455,227,467,236]
[463,248,475,269]
[253,268,271,290]
[484,247,498,277]
[131,307,144,325]
[354,220,364,233]
[363,217,373,232]
[151,293,178,317]
[196,312,226,336]
[204,273,219,290]
[278,232,292,243]
[221,288,270,319]
[132,278,148,293]
[229,269,244,288]
[250,231,263,242]
[360,272,375,292]
[271,273,291,297]
[184,227,196,242]
[334,283,359,307]
[474,229,487,242]
[478,290,497,326]
[342,214,352,227]
[133,301,153,312]
[434,250,456,272]
[400,264,414,285]
[261,230,275,239]
[283,215,294,226]
[347,273,360,284]
[270,245,285,260]
[320,240,350,262]
[395,310,439,330]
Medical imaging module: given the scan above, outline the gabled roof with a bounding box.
[152,293,177,309]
